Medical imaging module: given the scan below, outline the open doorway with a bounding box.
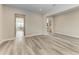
[15,14,25,38]
[46,17,54,33]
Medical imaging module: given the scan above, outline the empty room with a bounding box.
[0,4,79,55]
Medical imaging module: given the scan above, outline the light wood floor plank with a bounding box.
[0,34,79,55]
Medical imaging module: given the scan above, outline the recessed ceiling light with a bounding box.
[40,9,42,11]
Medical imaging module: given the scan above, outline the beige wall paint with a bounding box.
[0,5,3,39]
[1,5,43,39]
[54,9,79,38]
[26,13,43,37]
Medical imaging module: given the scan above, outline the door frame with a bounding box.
[14,13,25,37]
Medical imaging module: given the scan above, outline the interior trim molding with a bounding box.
[54,33,79,39]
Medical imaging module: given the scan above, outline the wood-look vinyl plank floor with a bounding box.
[0,35,79,55]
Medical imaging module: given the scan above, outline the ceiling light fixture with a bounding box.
[40,9,42,11]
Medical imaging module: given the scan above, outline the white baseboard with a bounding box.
[54,32,79,38]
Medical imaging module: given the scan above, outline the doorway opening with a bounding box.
[15,14,25,39]
[46,17,54,34]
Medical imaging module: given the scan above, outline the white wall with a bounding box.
[1,5,43,39]
[54,9,79,38]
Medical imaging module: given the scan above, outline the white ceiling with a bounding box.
[4,4,56,14]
